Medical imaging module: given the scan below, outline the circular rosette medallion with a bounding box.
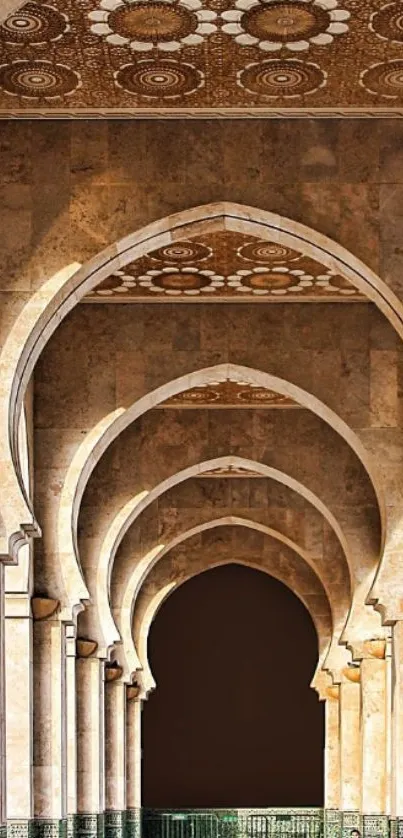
[115,59,203,97]
[221,0,349,52]
[227,265,314,295]
[0,60,80,98]
[0,2,68,44]
[153,271,209,290]
[360,61,403,98]
[118,266,225,296]
[89,0,217,52]
[370,2,403,43]
[241,271,295,290]
[109,2,196,41]
[238,59,326,98]
[238,241,300,263]
[150,241,211,262]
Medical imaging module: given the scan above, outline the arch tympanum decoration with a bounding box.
[91,455,352,659]
[129,524,333,696]
[116,516,346,685]
[1,201,399,577]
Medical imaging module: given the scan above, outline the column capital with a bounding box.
[105,662,123,683]
[76,638,98,658]
[363,639,387,660]
[348,637,387,662]
[342,664,361,683]
[126,684,141,701]
[31,596,59,621]
[326,684,340,701]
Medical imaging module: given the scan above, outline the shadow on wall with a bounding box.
[142,562,324,809]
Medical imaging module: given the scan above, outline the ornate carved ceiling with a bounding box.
[158,379,301,407]
[84,230,365,301]
[1,0,403,116]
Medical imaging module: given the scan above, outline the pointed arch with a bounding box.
[54,363,383,620]
[117,516,348,685]
[0,202,398,570]
[124,520,334,693]
[92,455,352,657]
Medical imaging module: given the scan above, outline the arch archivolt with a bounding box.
[1,201,402,590]
[89,455,352,656]
[128,522,334,696]
[111,511,348,674]
[130,519,334,694]
[59,364,381,626]
[73,389,383,659]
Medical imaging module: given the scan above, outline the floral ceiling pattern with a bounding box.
[84,230,365,301]
[158,379,301,407]
[1,0,403,113]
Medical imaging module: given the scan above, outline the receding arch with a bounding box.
[116,516,343,684]
[93,455,352,657]
[0,202,399,568]
[56,363,383,620]
[129,531,333,695]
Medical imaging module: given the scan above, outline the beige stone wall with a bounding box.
[3,119,403,823]
[1,118,403,345]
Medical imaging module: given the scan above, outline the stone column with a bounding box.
[76,655,105,834]
[66,625,77,820]
[360,640,388,832]
[33,609,67,824]
[126,696,142,838]
[385,637,392,819]
[105,681,126,811]
[0,563,6,836]
[105,680,126,838]
[391,622,403,822]
[340,668,361,816]
[325,687,341,811]
[4,593,34,822]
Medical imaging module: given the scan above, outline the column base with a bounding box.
[390,819,403,838]
[363,816,389,838]
[7,821,65,838]
[125,811,140,838]
[105,812,126,838]
[341,811,362,838]
[325,810,342,838]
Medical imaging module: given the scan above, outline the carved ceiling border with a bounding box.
[2,107,403,119]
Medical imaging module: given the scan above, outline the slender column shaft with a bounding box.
[325,695,340,810]
[4,594,33,820]
[392,621,403,817]
[0,564,6,830]
[126,699,142,810]
[385,641,392,817]
[76,657,104,814]
[33,618,66,819]
[361,657,387,815]
[66,625,77,816]
[105,681,126,811]
[340,679,361,811]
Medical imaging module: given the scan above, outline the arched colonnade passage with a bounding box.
[0,202,403,838]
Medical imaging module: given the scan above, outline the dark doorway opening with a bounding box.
[142,563,324,808]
